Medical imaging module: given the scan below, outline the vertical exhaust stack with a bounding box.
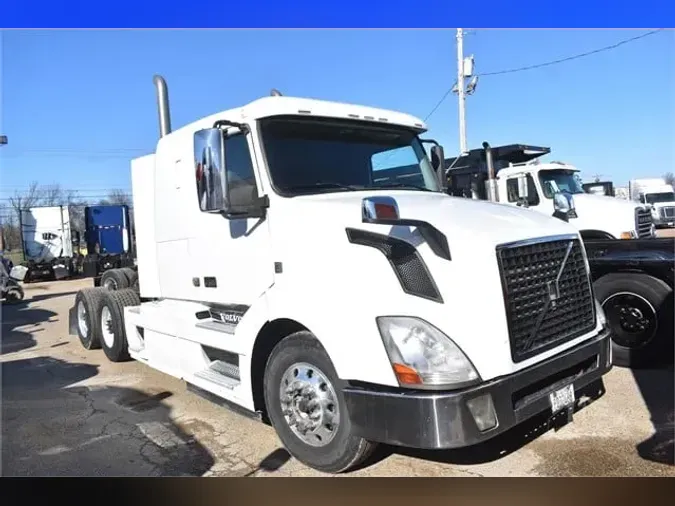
[483,141,499,202]
[153,75,172,139]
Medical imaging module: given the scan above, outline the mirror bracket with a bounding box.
[213,119,250,135]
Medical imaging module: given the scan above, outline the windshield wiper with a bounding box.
[371,183,433,192]
[285,182,360,192]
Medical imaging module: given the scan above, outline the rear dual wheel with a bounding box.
[100,268,137,291]
[98,288,141,362]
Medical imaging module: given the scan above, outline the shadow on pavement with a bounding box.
[2,356,215,476]
[360,379,606,470]
[1,301,57,355]
[632,364,674,466]
[19,290,80,305]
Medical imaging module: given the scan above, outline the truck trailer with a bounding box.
[69,76,612,473]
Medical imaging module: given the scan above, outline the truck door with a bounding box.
[188,131,273,307]
[504,173,541,209]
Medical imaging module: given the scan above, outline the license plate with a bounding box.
[549,383,575,413]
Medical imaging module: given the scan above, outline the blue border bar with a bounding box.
[2,1,674,28]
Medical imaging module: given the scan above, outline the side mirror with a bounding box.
[552,191,575,222]
[430,145,446,189]
[194,128,229,213]
[517,174,529,200]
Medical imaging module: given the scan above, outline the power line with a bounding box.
[424,28,667,123]
[479,29,666,77]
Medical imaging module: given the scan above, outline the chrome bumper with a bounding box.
[343,328,612,450]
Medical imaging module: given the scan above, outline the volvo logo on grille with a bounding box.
[547,279,560,307]
[523,240,575,350]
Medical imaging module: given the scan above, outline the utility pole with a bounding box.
[456,29,467,153]
[0,135,6,252]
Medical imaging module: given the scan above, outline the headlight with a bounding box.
[594,298,607,328]
[376,316,481,389]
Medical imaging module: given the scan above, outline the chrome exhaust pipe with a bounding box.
[153,75,172,138]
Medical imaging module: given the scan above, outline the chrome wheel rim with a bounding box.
[77,301,88,337]
[101,306,115,348]
[279,362,339,447]
[103,278,117,290]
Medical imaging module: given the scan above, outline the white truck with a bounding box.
[18,205,80,282]
[444,144,655,241]
[68,76,612,474]
[628,178,675,228]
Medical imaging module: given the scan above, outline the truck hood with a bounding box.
[567,193,643,236]
[289,190,577,249]
[270,190,594,383]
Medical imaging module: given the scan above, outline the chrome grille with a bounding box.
[496,236,596,363]
[635,208,653,238]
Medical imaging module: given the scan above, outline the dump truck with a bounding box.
[441,144,654,241]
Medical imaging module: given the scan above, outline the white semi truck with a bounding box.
[69,76,612,473]
[628,178,675,228]
[18,205,80,282]
[443,145,655,241]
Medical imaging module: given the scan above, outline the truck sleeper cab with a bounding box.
[69,76,612,474]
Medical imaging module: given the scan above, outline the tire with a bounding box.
[594,273,674,369]
[98,288,141,362]
[100,269,129,291]
[263,331,376,473]
[4,285,24,303]
[74,287,108,350]
[119,267,138,287]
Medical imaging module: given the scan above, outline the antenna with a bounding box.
[270,89,283,96]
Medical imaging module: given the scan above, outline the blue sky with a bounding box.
[1,29,673,203]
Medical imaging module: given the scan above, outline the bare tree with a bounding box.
[99,189,132,207]
[663,172,674,190]
[8,181,42,213]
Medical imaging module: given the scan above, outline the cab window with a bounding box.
[506,175,540,206]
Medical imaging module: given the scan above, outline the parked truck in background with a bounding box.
[443,143,673,370]
[442,144,654,241]
[17,205,80,283]
[69,75,612,473]
[628,178,675,228]
[582,181,614,197]
[81,204,137,290]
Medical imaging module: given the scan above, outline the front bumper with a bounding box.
[343,328,612,449]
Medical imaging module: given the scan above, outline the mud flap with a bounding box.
[68,305,78,336]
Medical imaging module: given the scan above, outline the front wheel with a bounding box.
[263,331,376,474]
[594,273,674,368]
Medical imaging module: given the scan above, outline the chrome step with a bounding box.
[193,368,240,390]
[195,320,236,334]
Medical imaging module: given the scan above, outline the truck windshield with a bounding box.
[539,169,585,198]
[645,192,675,204]
[259,116,440,195]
